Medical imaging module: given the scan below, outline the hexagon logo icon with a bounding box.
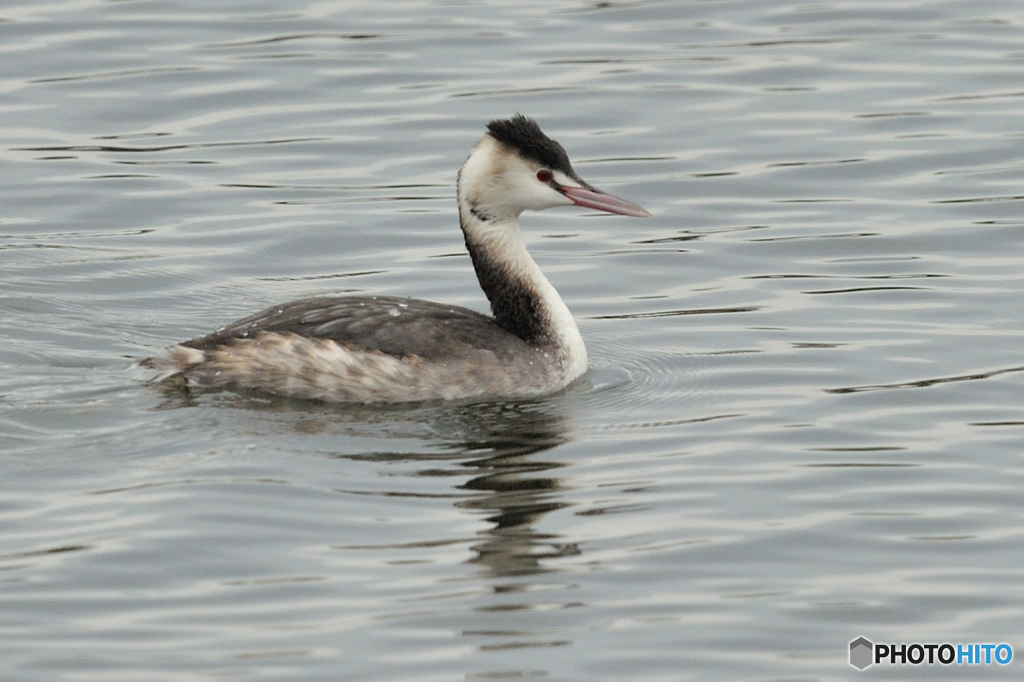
[850,637,873,670]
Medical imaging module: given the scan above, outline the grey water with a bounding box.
[2,0,1024,680]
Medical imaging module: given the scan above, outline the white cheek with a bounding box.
[506,162,572,211]
[486,161,572,214]
[521,176,573,211]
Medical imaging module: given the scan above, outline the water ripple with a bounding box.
[828,364,1024,395]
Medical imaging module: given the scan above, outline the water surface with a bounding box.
[2,1,1024,680]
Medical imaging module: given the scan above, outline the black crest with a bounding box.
[486,114,576,176]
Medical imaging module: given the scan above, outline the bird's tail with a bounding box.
[134,345,206,381]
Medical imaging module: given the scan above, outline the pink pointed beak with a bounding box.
[559,185,652,218]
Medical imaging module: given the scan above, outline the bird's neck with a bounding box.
[458,206,586,366]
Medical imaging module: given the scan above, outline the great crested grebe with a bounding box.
[142,115,650,402]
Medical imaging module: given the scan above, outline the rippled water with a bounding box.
[3,0,1024,679]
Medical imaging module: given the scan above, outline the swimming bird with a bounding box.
[142,115,650,402]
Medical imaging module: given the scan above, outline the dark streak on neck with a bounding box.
[464,236,550,344]
[470,206,495,223]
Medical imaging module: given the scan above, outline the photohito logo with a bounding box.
[849,637,1013,670]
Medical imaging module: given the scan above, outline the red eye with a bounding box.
[536,169,553,182]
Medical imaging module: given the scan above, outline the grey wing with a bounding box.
[182,296,529,360]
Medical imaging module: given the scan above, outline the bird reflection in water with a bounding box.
[450,402,580,578]
[211,392,581,578]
